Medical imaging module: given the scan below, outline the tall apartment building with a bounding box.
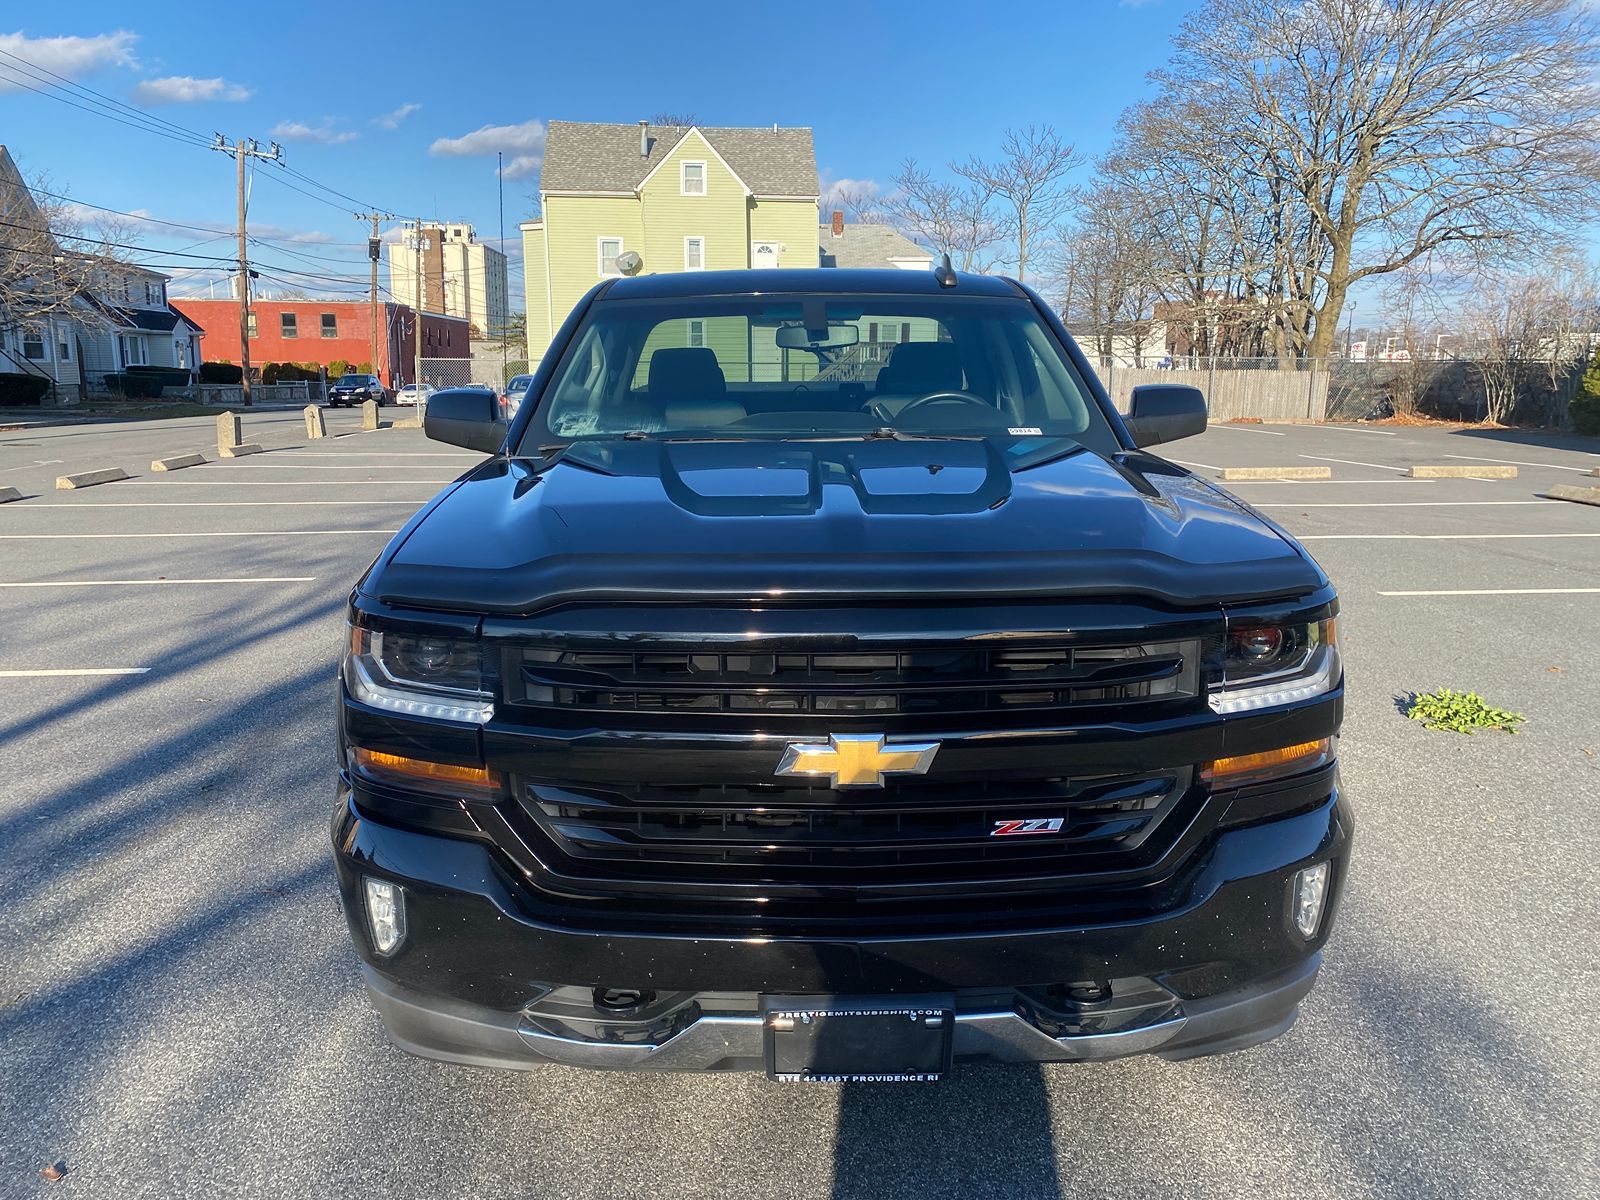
[386,222,509,339]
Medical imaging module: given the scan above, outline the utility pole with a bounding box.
[355,210,393,380]
[498,150,508,384]
[213,134,281,406]
[413,219,424,392]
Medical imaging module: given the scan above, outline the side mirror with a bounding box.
[1125,384,1207,448]
[424,388,508,453]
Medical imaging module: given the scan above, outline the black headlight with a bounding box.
[1208,616,1339,713]
[343,624,493,724]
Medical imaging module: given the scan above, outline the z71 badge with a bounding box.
[990,817,1066,837]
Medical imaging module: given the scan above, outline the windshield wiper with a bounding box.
[864,427,985,442]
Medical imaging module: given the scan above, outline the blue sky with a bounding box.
[1,1,1187,304]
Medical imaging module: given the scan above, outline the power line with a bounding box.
[0,45,211,144]
[21,183,233,237]
[0,64,212,149]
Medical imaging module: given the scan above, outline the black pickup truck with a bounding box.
[332,268,1349,1083]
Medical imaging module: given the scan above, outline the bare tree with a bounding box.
[879,159,1006,272]
[1061,183,1161,363]
[1150,0,1600,360]
[649,112,699,129]
[0,170,121,368]
[952,125,1081,281]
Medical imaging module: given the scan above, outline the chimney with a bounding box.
[639,120,649,158]
[831,210,844,238]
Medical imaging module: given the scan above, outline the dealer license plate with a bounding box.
[763,996,953,1083]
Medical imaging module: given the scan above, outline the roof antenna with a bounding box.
[933,252,957,289]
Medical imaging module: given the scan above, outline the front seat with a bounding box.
[648,347,746,427]
[872,343,968,417]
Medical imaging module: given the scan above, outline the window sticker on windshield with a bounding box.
[1008,427,1043,436]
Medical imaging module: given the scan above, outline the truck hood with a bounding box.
[370,438,1324,614]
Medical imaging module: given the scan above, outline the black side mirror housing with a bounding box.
[424,388,507,454]
[1125,384,1207,448]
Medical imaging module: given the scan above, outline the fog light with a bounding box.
[1292,862,1330,939]
[364,877,406,955]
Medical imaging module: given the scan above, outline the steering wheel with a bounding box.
[897,390,993,415]
[867,391,997,425]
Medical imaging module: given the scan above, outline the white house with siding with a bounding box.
[0,143,202,403]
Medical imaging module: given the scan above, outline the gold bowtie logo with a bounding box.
[774,733,940,789]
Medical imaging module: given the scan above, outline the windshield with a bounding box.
[337,375,370,385]
[508,375,533,390]
[519,294,1117,454]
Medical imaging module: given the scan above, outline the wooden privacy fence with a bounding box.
[1093,365,1329,421]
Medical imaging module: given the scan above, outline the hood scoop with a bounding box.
[657,438,1011,517]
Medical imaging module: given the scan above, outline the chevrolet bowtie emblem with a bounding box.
[775,733,940,789]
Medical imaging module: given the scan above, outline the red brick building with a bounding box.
[171,299,470,388]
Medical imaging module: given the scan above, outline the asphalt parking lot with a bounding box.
[0,415,1596,1198]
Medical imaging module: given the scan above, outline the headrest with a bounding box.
[648,347,727,407]
[876,342,963,395]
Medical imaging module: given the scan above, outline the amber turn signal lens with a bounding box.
[1201,737,1332,788]
[352,747,501,795]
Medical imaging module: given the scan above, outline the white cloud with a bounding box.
[271,118,358,145]
[133,75,252,104]
[820,174,881,215]
[374,102,420,130]
[0,30,137,90]
[500,154,542,180]
[430,119,545,178]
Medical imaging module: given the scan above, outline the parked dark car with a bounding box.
[328,373,388,407]
[333,268,1350,1083]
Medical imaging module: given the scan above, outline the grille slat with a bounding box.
[510,640,1198,718]
[516,769,1192,888]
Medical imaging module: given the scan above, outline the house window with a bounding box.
[684,237,705,271]
[57,330,72,361]
[681,161,706,196]
[247,312,258,338]
[120,335,146,366]
[688,319,706,349]
[21,325,46,360]
[598,237,623,277]
[321,313,338,338]
[144,281,162,305]
[281,312,298,339]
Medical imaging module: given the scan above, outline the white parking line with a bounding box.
[0,530,397,539]
[1256,500,1561,508]
[1302,533,1600,541]
[1311,425,1398,436]
[1211,425,1286,436]
[1297,454,1405,473]
[0,668,150,677]
[1170,458,1225,470]
[1226,479,1435,486]
[1379,587,1600,596]
[260,452,481,459]
[1441,453,1597,473]
[0,577,315,587]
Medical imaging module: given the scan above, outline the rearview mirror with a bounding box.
[775,322,861,351]
[424,388,507,453]
[1125,384,1207,448]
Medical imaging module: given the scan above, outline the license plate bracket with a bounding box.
[763,994,954,1083]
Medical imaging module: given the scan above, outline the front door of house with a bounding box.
[751,241,781,269]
